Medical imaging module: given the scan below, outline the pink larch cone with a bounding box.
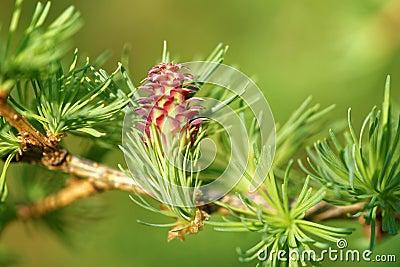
[135,62,203,141]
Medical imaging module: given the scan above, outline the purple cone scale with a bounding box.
[136,62,203,140]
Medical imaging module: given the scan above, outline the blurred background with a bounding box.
[1,0,400,266]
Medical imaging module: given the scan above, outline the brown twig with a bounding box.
[305,202,366,221]
[18,178,109,220]
[14,152,148,220]
[63,155,145,194]
[0,92,54,148]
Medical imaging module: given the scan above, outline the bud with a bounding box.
[135,62,203,141]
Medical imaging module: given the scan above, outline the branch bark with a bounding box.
[0,92,54,148]
[305,201,366,220]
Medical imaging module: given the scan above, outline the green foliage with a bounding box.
[0,0,82,91]
[274,97,337,169]
[0,119,19,202]
[32,53,129,137]
[0,155,13,202]
[9,50,132,138]
[0,119,19,158]
[123,123,203,223]
[210,162,353,266]
[301,76,400,249]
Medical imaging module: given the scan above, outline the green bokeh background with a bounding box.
[1,0,400,266]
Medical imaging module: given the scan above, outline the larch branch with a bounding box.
[0,89,366,226]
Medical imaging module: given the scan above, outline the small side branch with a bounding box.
[306,202,365,220]
[0,92,53,148]
[17,178,108,220]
